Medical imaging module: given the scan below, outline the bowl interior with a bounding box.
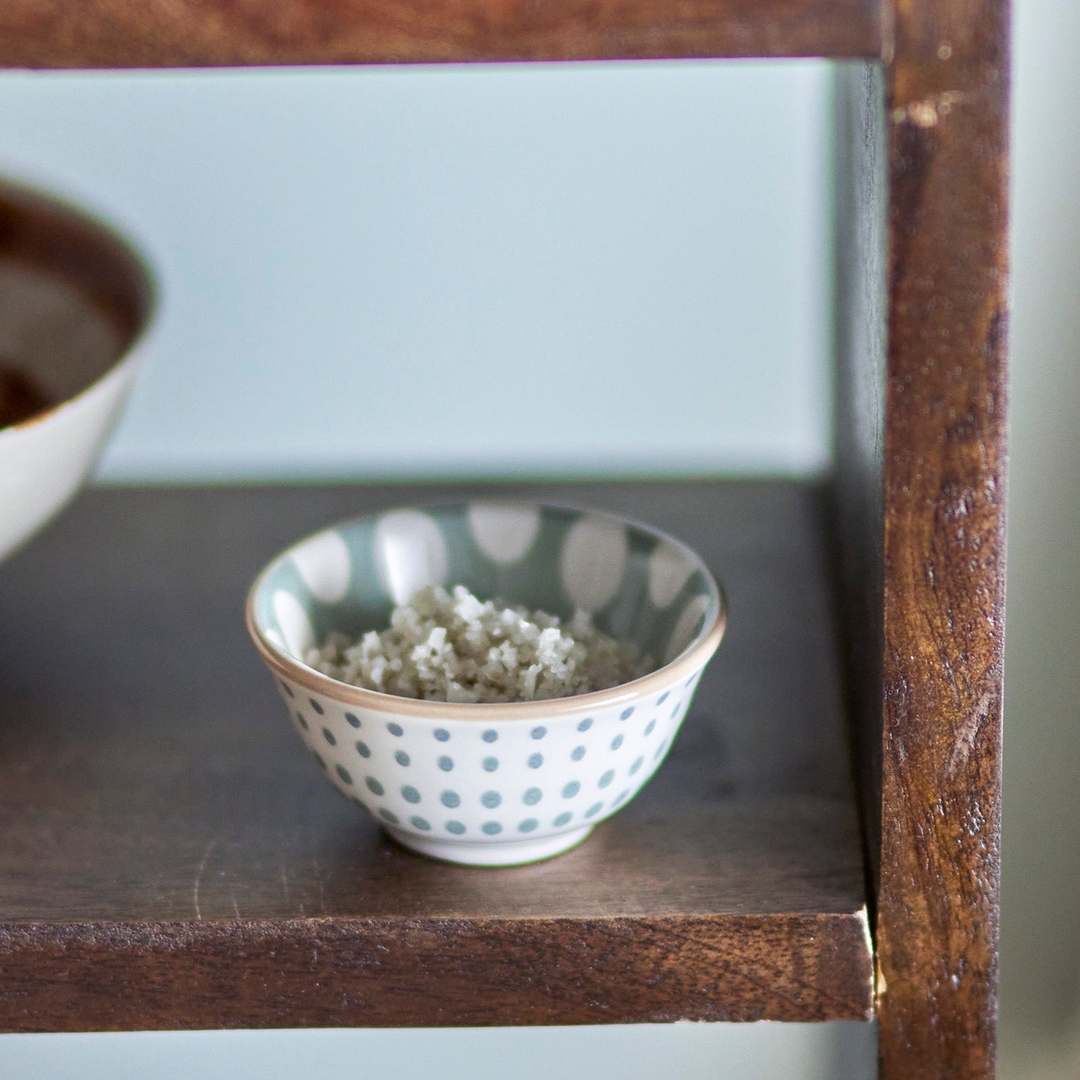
[253,502,721,677]
[0,181,153,424]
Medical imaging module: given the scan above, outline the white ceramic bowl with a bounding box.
[0,182,155,563]
[247,502,726,866]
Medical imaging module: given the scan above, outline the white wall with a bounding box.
[0,61,831,482]
[999,0,1080,1076]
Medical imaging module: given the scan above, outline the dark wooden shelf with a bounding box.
[0,0,882,69]
[0,479,871,1031]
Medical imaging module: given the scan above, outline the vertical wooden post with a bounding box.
[836,1,1010,1075]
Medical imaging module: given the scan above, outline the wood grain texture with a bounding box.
[874,1,1009,1075]
[0,0,883,68]
[0,481,872,1030]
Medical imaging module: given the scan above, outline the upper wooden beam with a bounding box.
[0,0,883,69]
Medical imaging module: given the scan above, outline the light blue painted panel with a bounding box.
[0,62,831,480]
[0,1023,876,1080]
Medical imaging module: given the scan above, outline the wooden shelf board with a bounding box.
[0,0,883,68]
[0,480,872,1031]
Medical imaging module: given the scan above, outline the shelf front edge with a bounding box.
[0,0,884,68]
[0,911,874,1031]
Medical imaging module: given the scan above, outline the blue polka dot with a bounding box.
[571,745,586,761]
[335,764,353,785]
[395,750,411,767]
[610,734,624,751]
[441,790,461,808]
[518,818,539,833]
[620,707,634,720]
[446,820,466,835]
[585,801,603,818]
[528,753,543,769]
[599,770,615,788]
[379,808,399,824]
[322,727,336,746]
[523,787,543,805]
[402,785,421,804]
[562,781,580,799]
[481,790,502,808]
[657,691,670,706]
[577,717,593,732]
[482,757,499,772]
[387,722,404,736]
[356,740,371,758]
[366,777,384,796]
[553,812,572,827]
[434,728,450,742]
[654,740,668,760]
[630,756,644,775]
[312,751,326,770]
[344,712,361,728]
[310,698,324,715]
[482,821,503,835]
[410,816,431,831]
[482,729,499,743]
[645,719,657,736]
[671,703,681,718]
[685,673,696,687]
[531,726,547,740]
[438,755,454,772]
[351,796,366,810]
[280,680,294,697]
[614,789,630,805]
[296,711,308,730]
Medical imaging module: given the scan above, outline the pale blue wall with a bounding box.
[0,61,831,481]
[1,1024,875,1080]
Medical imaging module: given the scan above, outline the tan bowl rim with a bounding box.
[245,502,727,721]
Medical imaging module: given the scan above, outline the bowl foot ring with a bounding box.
[385,824,594,866]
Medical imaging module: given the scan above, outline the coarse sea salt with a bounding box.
[305,584,651,703]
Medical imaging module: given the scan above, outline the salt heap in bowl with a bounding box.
[306,584,650,704]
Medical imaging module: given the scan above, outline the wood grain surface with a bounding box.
[0,481,871,1030]
[0,0,882,68]
[835,0,1009,1073]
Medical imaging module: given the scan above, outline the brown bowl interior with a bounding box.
[0,181,154,424]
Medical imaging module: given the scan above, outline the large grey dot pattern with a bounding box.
[261,503,717,680]
[279,678,695,851]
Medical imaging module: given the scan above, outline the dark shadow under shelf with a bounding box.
[0,480,872,1031]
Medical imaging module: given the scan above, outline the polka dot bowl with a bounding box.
[245,502,726,866]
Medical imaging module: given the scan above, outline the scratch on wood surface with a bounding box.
[192,838,218,921]
[944,690,994,778]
